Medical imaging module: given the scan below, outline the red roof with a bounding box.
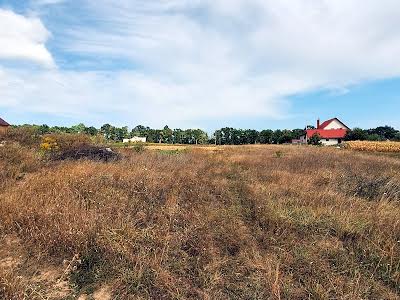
[307,129,347,139]
[318,118,349,130]
[0,118,10,127]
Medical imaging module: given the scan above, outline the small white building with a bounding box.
[123,136,147,143]
[305,118,349,146]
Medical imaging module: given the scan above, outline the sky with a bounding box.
[0,0,399,131]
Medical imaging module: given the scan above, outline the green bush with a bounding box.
[133,142,145,153]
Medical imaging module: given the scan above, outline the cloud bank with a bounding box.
[0,9,54,67]
[1,0,400,127]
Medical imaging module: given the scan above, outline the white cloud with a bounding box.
[1,0,400,127]
[0,66,291,127]
[0,9,54,67]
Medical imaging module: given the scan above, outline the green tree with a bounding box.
[366,133,382,141]
[84,126,98,136]
[71,123,87,134]
[259,130,273,144]
[162,126,173,144]
[272,130,283,144]
[244,129,259,144]
[131,125,148,137]
[214,130,222,145]
[308,133,322,146]
[291,129,306,140]
[38,124,50,134]
[192,129,208,144]
[368,126,398,140]
[345,128,368,141]
[278,130,293,144]
[101,124,113,140]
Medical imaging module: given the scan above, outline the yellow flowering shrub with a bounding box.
[40,136,60,152]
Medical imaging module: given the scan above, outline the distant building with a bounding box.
[304,118,349,146]
[123,136,147,143]
[0,117,10,135]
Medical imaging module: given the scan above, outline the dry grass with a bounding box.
[0,143,400,299]
[137,143,222,152]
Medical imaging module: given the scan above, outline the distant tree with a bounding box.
[292,129,306,140]
[245,129,259,144]
[214,130,222,145]
[192,129,208,144]
[173,129,184,144]
[219,127,234,145]
[38,124,50,134]
[278,130,293,144]
[100,124,113,140]
[84,126,98,136]
[115,126,129,141]
[345,128,368,141]
[366,133,382,141]
[259,130,273,144]
[368,126,398,140]
[394,132,400,142]
[162,125,174,144]
[145,129,158,143]
[308,133,322,146]
[272,130,283,144]
[131,125,148,137]
[71,123,86,134]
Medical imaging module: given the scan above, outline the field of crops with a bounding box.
[345,140,400,152]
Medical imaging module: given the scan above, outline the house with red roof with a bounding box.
[0,117,10,135]
[302,118,349,146]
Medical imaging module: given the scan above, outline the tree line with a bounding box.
[11,123,400,145]
[345,126,400,142]
[212,128,306,145]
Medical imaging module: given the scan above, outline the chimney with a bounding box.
[317,118,320,129]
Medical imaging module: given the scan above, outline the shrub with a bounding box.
[308,133,322,146]
[44,133,92,152]
[133,142,145,153]
[40,136,59,152]
[2,126,41,147]
[0,143,41,190]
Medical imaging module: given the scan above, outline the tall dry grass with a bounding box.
[0,144,400,299]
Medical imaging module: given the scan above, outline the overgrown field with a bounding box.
[1,138,400,299]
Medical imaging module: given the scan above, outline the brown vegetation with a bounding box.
[0,135,400,299]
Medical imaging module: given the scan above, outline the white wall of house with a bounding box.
[321,138,341,146]
[123,136,147,143]
[323,120,347,130]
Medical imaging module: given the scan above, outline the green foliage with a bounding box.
[259,129,273,144]
[368,126,398,140]
[395,132,400,141]
[346,128,368,141]
[308,133,322,146]
[133,142,145,153]
[346,126,399,141]
[7,123,399,147]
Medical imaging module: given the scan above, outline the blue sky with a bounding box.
[0,0,399,131]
